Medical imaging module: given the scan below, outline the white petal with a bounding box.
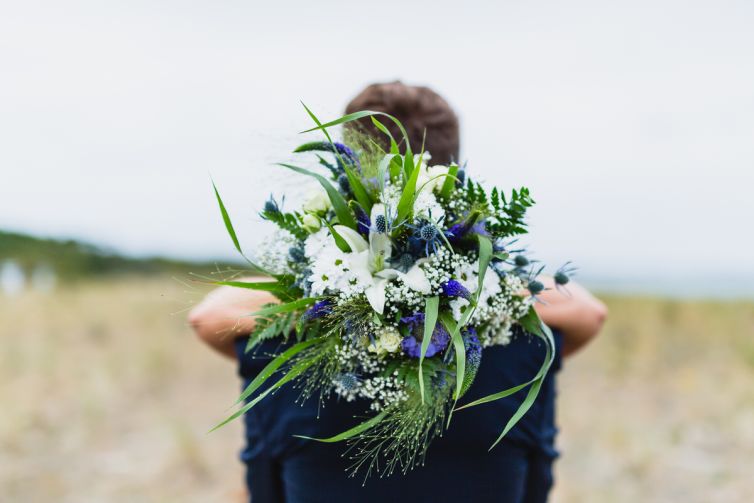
[365,278,388,314]
[370,203,386,222]
[403,264,432,294]
[375,268,400,279]
[368,232,392,271]
[333,225,368,253]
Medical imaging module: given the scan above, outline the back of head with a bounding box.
[344,81,460,165]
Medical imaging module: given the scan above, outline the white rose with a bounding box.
[302,213,321,233]
[425,165,450,193]
[302,188,332,215]
[378,328,402,353]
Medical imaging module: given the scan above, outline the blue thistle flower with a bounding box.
[288,246,305,263]
[337,173,351,194]
[514,255,530,267]
[396,253,415,273]
[335,372,360,392]
[527,280,545,295]
[263,195,281,215]
[374,214,387,234]
[554,261,577,295]
[456,169,466,185]
[441,280,471,300]
[409,220,444,256]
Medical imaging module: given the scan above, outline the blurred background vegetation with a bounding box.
[2,229,753,502]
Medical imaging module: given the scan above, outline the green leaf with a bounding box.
[212,180,241,254]
[402,146,414,180]
[440,164,459,199]
[322,219,352,253]
[418,296,440,403]
[293,410,389,443]
[394,156,421,225]
[343,165,373,213]
[476,235,493,301]
[212,279,299,302]
[370,117,400,154]
[211,352,319,432]
[277,163,357,229]
[234,337,320,404]
[453,307,556,452]
[439,313,465,401]
[251,297,317,317]
[211,180,268,274]
[300,110,410,148]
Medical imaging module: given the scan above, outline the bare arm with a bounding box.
[188,279,277,359]
[533,277,607,358]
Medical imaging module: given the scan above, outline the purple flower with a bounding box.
[463,327,482,358]
[333,142,361,169]
[441,280,471,300]
[400,313,450,358]
[302,300,333,321]
[354,206,371,236]
[445,211,486,244]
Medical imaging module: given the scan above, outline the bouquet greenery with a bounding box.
[210,106,568,478]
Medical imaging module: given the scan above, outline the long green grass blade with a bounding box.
[293,410,388,443]
[476,235,493,300]
[212,180,241,255]
[252,297,317,317]
[300,110,409,145]
[440,164,459,199]
[233,337,321,405]
[395,156,421,225]
[370,117,400,154]
[211,279,299,301]
[343,165,373,213]
[439,313,466,401]
[453,307,556,452]
[211,180,269,274]
[278,163,357,229]
[488,378,544,451]
[212,353,318,431]
[418,296,439,403]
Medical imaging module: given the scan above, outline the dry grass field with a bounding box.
[2,277,753,502]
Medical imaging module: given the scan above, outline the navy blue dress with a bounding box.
[235,329,563,503]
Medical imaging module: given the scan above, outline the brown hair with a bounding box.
[344,81,460,165]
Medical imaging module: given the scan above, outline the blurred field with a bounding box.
[1,277,753,502]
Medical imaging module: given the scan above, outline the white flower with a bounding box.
[449,297,470,322]
[378,328,402,353]
[367,326,402,354]
[418,164,450,194]
[479,265,502,304]
[301,213,321,233]
[302,187,331,215]
[333,206,431,314]
[253,229,297,275]
[413,188,445,221]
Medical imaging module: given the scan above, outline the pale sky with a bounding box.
[2,1,753,295]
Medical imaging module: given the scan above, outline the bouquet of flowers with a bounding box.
[210,106,569,478]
